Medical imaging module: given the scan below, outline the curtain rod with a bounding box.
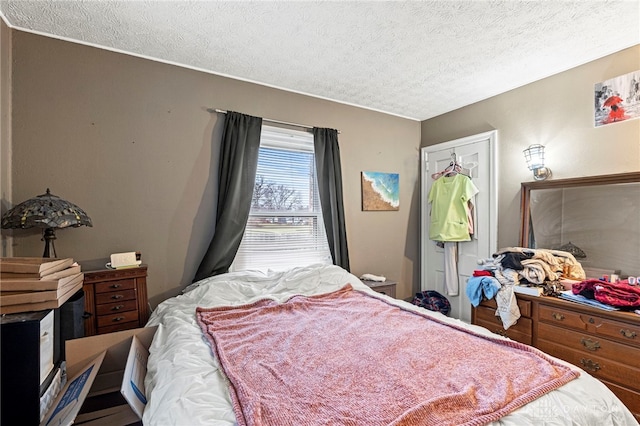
[207,108,340,134]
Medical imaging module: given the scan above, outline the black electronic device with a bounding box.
[1,309,62,425]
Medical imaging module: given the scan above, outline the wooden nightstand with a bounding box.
[362,279,397,298]
[82,265,149,336]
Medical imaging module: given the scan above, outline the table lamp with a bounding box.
[1,188,92,257]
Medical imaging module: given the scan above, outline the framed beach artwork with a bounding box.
[594,69,640,127]
[361,171,399,211]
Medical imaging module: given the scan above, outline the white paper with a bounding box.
[120,335,148,419]
[41,352,106,426]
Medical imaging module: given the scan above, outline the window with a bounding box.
[232,125,332,272]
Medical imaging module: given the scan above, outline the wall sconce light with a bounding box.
[523,144,551,181]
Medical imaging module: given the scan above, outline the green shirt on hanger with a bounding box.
[428,173,479,241]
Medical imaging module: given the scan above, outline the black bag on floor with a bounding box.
[411,290,451,316]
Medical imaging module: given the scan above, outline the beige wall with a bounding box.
[421,45,640,250]
[6,29,638,306]
[5,31,421,304]
[0,19,11,257]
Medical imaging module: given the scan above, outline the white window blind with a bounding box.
[232,125,332,272]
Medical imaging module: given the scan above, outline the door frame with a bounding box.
[420,130,498,296]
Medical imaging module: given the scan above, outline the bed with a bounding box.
[143,264,637,425]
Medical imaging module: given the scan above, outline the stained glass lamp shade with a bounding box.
[558,241,587,259]
[1,188,92,257]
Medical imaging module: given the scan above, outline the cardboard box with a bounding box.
[41,326,157,426]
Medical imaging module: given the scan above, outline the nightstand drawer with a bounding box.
[94,278,135,294]
[361,279,397,298]
[97,310,139,329]
[370,284,396,297]
[97,320,140,335]
[95,289,136,305]
[83,266,149,336]
[96,299,138,316]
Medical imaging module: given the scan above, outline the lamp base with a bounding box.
[42,228,57,258]
[533,167,551,181]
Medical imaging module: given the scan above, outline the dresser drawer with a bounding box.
[600,379,640,421]
[538,303,640,347]
[97,310,140,329]
[538,322,639,368]
[97,320,140,335]
[475,306,532,345]
[537,339,640,390]
[96,299,138,316]
[83,265,149,336]
[592,319,640,348]
[94,278,135,294]
[479,297,532,317]
[538,304,587,330]
[95,289,137,305]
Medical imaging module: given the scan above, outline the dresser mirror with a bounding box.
[520,172,640,278]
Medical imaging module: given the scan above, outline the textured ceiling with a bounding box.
[1,1,639,121]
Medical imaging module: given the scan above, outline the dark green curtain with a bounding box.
[193,111,262,282]
[313,127,350,271]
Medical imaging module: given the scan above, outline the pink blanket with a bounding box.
[196,285,578,426]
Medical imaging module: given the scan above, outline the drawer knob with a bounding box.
[113,316,125,322]
[111,284,121,288]
[112,304,125,311]
[580,358,600,372]
[552,312,565,321]
[620,329,637,339]
[580,338,600,351]
[111,294,124,300]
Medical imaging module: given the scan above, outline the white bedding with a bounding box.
[143,264,637,425]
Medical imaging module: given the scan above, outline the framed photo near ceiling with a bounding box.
[361,171,399,211]
[594,69,640,127]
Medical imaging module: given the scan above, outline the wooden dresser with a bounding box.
[82,266,149,336]
[472,294,640,420]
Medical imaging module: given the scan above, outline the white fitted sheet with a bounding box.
[143,264,637,425]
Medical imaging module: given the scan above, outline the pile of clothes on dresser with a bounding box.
[466,247,586,329]
[570,278,640,310]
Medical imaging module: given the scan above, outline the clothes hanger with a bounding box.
[431,153,472,180]
[443,153,464,177]
[443,162,461,177]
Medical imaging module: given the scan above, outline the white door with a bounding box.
[420,131,497,323]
